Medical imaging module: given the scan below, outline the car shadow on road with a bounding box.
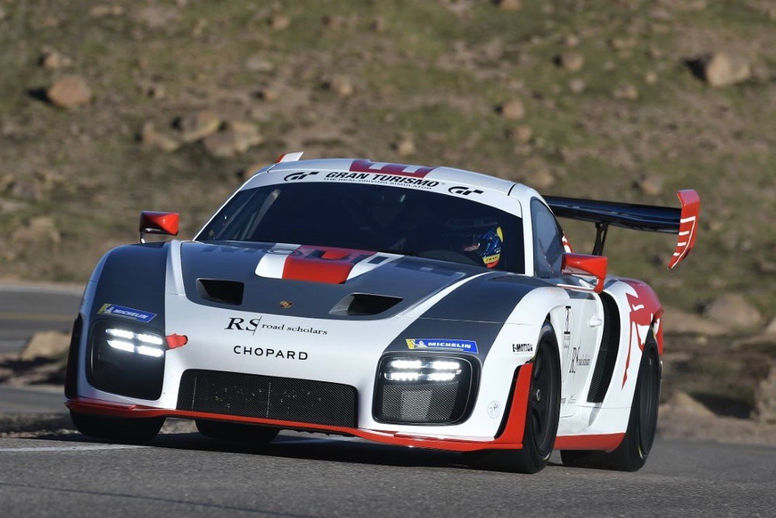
[26,429,563,474]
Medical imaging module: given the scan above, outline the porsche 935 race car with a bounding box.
[64,153,700,473]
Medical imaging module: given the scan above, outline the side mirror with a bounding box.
[561,253,607,293]
[139,211,179,243]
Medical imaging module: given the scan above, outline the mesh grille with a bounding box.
[177,370,357,427]
[380,381,461,423]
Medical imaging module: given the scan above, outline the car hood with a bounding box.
[178,241,488,320]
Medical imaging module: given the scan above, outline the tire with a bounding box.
[70,411,164,443]
[561,339,661,472]
[195,419,279,444]
[479,321,561,473]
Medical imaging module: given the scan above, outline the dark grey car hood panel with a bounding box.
[180,241,489,320]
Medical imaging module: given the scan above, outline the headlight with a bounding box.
[87,321,166,400]
[374,354,477,425]
[105,327,165,356]
[383,358,464,382]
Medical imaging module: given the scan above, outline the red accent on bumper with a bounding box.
[66,365,536,453]
[554,433,625,452]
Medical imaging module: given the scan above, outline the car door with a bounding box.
[530,198,602,418]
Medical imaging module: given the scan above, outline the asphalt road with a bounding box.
[0,432,774,517]
[1,285,776,517]
[0,283,81,353]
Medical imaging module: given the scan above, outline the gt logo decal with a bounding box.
[448,186,483,196]
[284,171,319,181]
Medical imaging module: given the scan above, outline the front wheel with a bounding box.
[70,411,164,443]
[561,342,661,471]
[479,321,561,474]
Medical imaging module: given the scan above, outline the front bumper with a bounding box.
[67,362,533,452]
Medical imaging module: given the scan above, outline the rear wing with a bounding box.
[545,190,700,269]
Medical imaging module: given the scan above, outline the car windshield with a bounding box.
[198,182,524,273]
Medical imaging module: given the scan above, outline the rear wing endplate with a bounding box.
[545,190,700,269]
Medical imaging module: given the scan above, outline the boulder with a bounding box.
[660,391,715,419]
[47,76,92,108]
[245,55,274,72]
[40,50,72,70]
[612,83,638,100]
[325,75,354,97]
[557,52,584,71]
[764,318,776,335]
[20,331,70,361]
[394,135,416,157]
[634,175,663,195]
[202,121,262,158]
[177,111,221,142]
[269,13,290,30]
[90,5,124,17]
[568,78,586,94]
[507,125,533,143]
[703,294,763,330]
[11,217,61,248]
[700,52,750,87]
[494,0,521,10]
[140,122,179,152]
[497,99,525,120]
[661,306,729,336]
[755,364,776,424]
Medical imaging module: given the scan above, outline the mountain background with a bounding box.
[1,1,776,424]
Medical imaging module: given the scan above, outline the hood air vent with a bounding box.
[197,279,244,306]
[330,293,402,316]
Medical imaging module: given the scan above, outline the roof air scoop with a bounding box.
[330,293,403,316]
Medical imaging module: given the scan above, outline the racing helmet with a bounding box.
[443,218,504,268]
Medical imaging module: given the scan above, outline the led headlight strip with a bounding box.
[106,328,165,357]
[384,357,463,382]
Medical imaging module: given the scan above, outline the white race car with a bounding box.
[65,154,700,473]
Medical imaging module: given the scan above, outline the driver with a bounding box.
[443,218,504,268]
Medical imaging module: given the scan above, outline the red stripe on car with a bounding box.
[282,245,373,284]
[349,159,433,178]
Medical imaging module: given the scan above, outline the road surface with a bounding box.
[0,432,774,517]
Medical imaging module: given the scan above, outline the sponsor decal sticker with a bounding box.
[233,345,308,360]
[324,171,440,189]
[487,401,501,419]
[225,316,327,336]
[405,338,478,353]
[512,343,533,353]
[97,303,156,323]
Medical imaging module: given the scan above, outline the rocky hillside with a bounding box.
[1,0,775,335]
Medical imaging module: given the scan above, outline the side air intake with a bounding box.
[196,279,244,305]
[330,293,403,316]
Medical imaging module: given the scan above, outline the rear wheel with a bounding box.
[561,341,660,471]
[196,419,278,444]
[70,411,164,443]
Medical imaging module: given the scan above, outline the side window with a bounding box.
[531,199,564,277]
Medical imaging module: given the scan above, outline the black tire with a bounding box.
[70,411,164,443]
[195,419,279,444]
[561,340,661,472]
[479,321,561,474]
